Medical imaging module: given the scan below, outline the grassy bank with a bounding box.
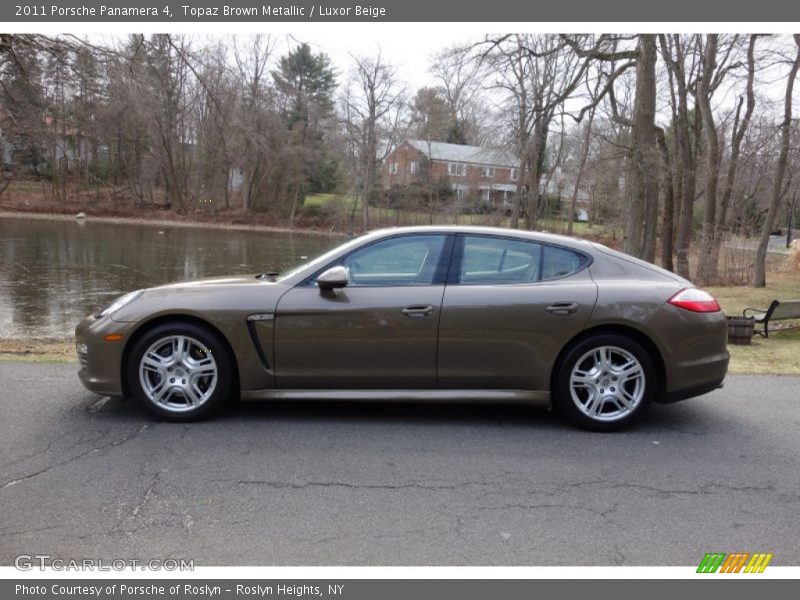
[0,338,76,363]
[3,180,616,242]
[303,193,614,238]
[0,209,347,237]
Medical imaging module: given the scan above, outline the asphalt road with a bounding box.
[1,362,799,566]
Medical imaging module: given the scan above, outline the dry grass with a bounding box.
[725,330,800,376]
[706,270,800,316]
[706,270,800,375]
[788,239,800,273]
[0,338,76,363]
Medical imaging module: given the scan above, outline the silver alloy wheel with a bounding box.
[569,345,645,422]
[138,335,218,413]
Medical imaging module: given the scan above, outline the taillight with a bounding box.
[668,288,721,313]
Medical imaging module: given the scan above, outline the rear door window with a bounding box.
[457,235,587,284]
[459,236,542,284]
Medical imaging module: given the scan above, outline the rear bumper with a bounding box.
[658,344,729,403]
[658,377,725,404]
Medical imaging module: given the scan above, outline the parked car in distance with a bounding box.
[76,226,729,431]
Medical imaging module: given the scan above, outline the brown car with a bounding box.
[75,226,729,431]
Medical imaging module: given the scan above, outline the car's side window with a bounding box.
[341,235,447,286]
[457,236,588,284]
[541,245,588,280]
[459,236,542,284]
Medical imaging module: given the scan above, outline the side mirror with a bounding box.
[317,266,349,291]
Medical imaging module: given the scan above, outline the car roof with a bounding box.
[363,225,595,250]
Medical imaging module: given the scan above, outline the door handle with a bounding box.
[545,302,579,316]
[401,305,434,318]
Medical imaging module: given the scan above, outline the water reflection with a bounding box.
[0,218,338,339]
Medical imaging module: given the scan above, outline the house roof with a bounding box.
[405,140,517,168]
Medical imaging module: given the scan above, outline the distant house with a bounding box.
[382,140,521,205]
[382,139,593,217]
[541,166,592,216]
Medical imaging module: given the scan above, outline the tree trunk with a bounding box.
[567,107,595,236]
[511,155,526,229]
[676,110,700,280]
[754,35,800,287]
[708,35,758,279]
[695,35,721,285]
[623,35,658,259]
[656,127,675,271]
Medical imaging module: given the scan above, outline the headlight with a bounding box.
[76,343,88,368]
[96,290,143,317]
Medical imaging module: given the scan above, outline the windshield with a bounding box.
[276,233,368,282]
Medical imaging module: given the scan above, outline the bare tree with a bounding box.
[232,34,275,212]
[754,35,800,287]
[430,46,487,144]
[560,34,661,258]
[342,51,405,229]
[694,35,744,285]
[566,103,596,235]
[660,35,702,278]
[486,34,591,229]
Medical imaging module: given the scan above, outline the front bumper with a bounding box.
[74,314,135,396]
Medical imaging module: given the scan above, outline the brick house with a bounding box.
[382,139,521,205]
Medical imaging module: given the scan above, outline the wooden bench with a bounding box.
[743,300,800,338]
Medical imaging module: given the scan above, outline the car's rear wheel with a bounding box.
[554,334,655,431]
[127,322,234,420]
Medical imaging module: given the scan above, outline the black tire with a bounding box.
[553,333,656,432]
[127,322,235,421]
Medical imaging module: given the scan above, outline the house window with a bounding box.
[455,187,466,199]
[388,162,399,175]
[448,163,466,177]
[510,168,519,181]
[483,167,495,178]
[409,161,419,174]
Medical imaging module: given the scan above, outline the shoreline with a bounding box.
[0,338,77,364]
[0,209,350,237]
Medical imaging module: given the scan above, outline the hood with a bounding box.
[110,274,291,323]
[149,274,271,291]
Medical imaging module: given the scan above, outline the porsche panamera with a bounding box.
[75,226,729,431]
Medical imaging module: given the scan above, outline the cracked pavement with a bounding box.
[1,362,799,565]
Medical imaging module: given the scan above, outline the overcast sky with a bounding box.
[86,31,798,121]
[273,30,472,86]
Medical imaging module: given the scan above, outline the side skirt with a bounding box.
[240,388,550,408]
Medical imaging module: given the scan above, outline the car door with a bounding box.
[274,233,453,389]
[437,234,598,390]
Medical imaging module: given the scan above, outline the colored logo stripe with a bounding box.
[744,553,773,573]
[697,553,726,573]
[719,553,749,573]
[697,552,772,573]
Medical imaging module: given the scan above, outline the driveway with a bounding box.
[1,362,798,566]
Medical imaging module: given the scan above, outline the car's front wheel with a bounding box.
[554,334,656,431]
[127,322,234,420]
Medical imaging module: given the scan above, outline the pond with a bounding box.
[0,217,340,339]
